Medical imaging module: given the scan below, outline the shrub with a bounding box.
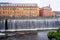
[55,32,60,40]
[57,27,60,32]
[47,31,55,39]
[47,27,60,40]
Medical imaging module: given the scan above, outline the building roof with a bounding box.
[0,2,37,6]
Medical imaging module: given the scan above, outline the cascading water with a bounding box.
[0,20,5,30]
[7,18,60,30]
[0,18,60,30]
[0,18,59,40]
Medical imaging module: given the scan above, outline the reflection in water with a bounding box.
[37,31,49,40]
[0,31,49,40]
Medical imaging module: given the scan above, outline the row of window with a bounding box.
[0,11,35,14]
[0,8,37,10]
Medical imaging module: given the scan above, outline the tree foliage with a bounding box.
[48,28,60,40]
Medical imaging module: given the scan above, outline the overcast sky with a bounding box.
[0,0,60,11]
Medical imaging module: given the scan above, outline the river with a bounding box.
[0,31,50,40]
[0,30,57,40]
[0,18,59,40]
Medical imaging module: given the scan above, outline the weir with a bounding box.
[0,18,60,37]
[0,18,60,32]
[0,20,5,30]
[7,19,59,29]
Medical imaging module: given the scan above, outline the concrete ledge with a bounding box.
[0,33,6,38]
[0,33,5,35]
[36,28,58,30]
[0,28,58,37]
[0,28,58,32]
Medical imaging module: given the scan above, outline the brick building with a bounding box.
[39,6,52,17]
[0,3,39,17]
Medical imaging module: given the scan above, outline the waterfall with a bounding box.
[0,20,5,30]
[0,18,60,30]
[7,19,60,29]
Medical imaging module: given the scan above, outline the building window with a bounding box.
[12,8,16,10]
[9,8,12,10]
[19,8,23,10]
[0,8,3,10]
[24,8,37,10]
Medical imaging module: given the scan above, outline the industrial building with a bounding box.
[0,3,39,17]
[39,6,52,17]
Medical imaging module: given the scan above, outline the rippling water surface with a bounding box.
[0,31,49,40]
